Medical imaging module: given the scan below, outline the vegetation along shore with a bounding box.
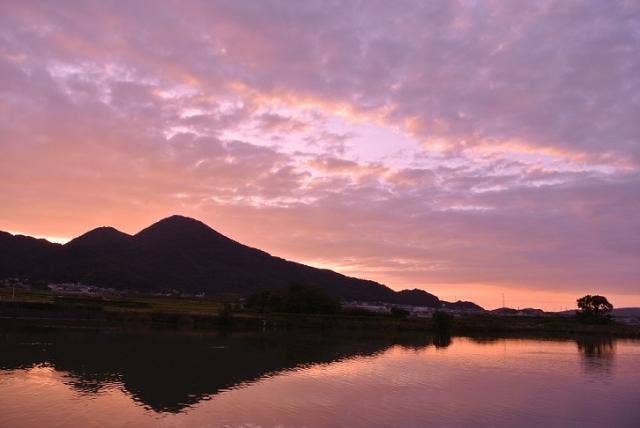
[1,286,638,338]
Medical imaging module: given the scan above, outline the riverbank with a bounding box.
[1,288,638,337]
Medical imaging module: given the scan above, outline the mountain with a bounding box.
[0,231,60,278]
[66,226,131,249]
[395,289,440,307]
[0,215,480,308]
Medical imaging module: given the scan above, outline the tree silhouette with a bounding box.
[246,283,340,314]
[576,295,613,322]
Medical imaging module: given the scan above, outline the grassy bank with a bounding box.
[1,287,638,337]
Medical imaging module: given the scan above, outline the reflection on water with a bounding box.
[576,336,616,376]
[1,329,639,427]
[577,336,615,357]
[0,329,440,413]
[433,332,452,348]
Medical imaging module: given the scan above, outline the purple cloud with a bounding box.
[1,0,638,309]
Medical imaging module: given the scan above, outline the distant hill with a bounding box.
[0,215,482,308]
[555,308,640,325]
[557,308,640,316]
[611,308,640,317]
[611,308,640,325]
[491,307,546,316]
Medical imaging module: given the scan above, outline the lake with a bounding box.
[0,329,638,427]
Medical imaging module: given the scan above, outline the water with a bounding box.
[0,329,638,427]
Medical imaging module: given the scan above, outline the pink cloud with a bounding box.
[1,0,638,309]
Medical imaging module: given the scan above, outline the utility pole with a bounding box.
[502,293,505,308]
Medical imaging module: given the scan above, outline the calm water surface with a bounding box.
[0,329,638,427]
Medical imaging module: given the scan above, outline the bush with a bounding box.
[246,284,340,314]
[390,306,410,318]
[433,311,453,331]
[341,307,378,317]
[215,303,234,326]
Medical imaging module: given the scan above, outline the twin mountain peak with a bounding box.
[0,215,481,310]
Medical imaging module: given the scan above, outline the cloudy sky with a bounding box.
[1,0,638,309]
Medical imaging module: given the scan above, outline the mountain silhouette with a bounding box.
[66,226,131,249]
[0,215,481,308]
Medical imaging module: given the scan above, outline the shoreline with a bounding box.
[2,299,638,338]
[2,287,638,338]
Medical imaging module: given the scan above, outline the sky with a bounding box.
[1,0,639,310]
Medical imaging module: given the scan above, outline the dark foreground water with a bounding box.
[0,329,638,427]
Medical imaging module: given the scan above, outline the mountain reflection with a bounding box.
[0,329,444,413]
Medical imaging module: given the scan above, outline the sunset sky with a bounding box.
[1,1,638,310]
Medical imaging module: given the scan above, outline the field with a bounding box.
[1,287,639,338]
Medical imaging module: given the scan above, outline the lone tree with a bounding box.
[576,295,613,322]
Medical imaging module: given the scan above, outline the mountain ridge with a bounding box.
[66,226,132,249]
[0,216,482,309]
